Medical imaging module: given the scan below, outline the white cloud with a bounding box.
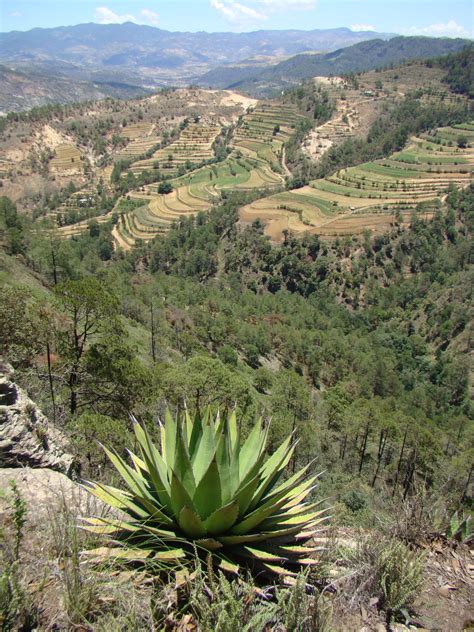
[210,0,265,24]
[94,6,160,26]
[9,10,24,17]
[210,0,317,25]
[401,20,470,38]
[258,0,316,8]
[140,8,160,26]
[351,23,376,32]
[95,7,136,24]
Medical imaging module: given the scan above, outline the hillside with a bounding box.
[1,165,473,630]
[0,64,151,114]
[199,36,472,94]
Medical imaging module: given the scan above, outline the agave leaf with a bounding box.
[90,476,173,527]
[184,405,194,454]
[101,446,149,497]
[194,538,224,551]
[229,436,240,498]
[170,470,196,518]
[240,546,285,563]
[215,409,225,437]
[250,438,295,509]
[230,500,287,536]
[193,456,222,519]
[82,546,153,561]
[231,479,314,536]
[128,451,147,474]
[217,558,240,574]
[81,517,140,531]
[289,557,317,566]
[81,522,122,535]
[177,506,207,538]
[132,421,173,514]
[260,509,327,530]
[191,422,216,485]
[228,409,238,451]
[83,481,150,520]
[215,430,233,505]
[261,563,297,577]
[204,500,239,535]
[273,544,320,556]
[133,522,179,539]
[217,533,268,546]
[155,548,187,561]
[251,477,317,522]
[260,435,293,479]
[238,448,267,492]
[234,472,262,518]
[261,462,317,506]
[239,417,265,481]
[163,409,177,469]
[174,421,196,496]
[188,409,203,458]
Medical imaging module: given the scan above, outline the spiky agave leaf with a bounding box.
[82,408,327,578]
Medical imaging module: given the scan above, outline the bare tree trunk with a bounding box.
[340,434,347,461]
[371,428,386,488]
[392,428,408,497]
[358,423,370,476]
[46,341,56,423]
[51,247,58,285]
[461,464,473,504]
[403,449,416,499]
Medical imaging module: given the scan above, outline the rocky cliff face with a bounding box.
[0,359,75,474]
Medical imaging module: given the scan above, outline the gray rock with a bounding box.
[0,361,75,474]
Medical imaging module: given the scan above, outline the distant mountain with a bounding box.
[199,36,472,94]
[0,65,151,113]
[0,23,393,90]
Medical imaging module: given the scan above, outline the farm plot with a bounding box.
[130,123,221,177]
[116,135,161,160]
[112,105,302,248]
[49,144,84,175]
[240,125,474,242]
[120,122,154,141]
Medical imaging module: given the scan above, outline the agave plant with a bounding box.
[82,408,327,577]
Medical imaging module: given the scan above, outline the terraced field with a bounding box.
[120,122,154,141]
[112,103,303,248]
[116,134,161,160]
[49,144,84,174]
[241,124,474,242]
[130,122,220,177]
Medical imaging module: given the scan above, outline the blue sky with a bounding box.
[1,0,473,37]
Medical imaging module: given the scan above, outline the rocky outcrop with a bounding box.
[0,360,75,474]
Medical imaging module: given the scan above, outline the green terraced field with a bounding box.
[111,102,302,248]
[240,125,474,242]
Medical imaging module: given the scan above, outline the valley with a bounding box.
[0,24,473,632]
[1,55,471,249]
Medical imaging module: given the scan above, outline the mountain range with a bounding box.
[0,23,393,92]
[198,36,472,94]
[0,23,471,110]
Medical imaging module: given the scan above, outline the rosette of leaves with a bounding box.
[82,409,327,577]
